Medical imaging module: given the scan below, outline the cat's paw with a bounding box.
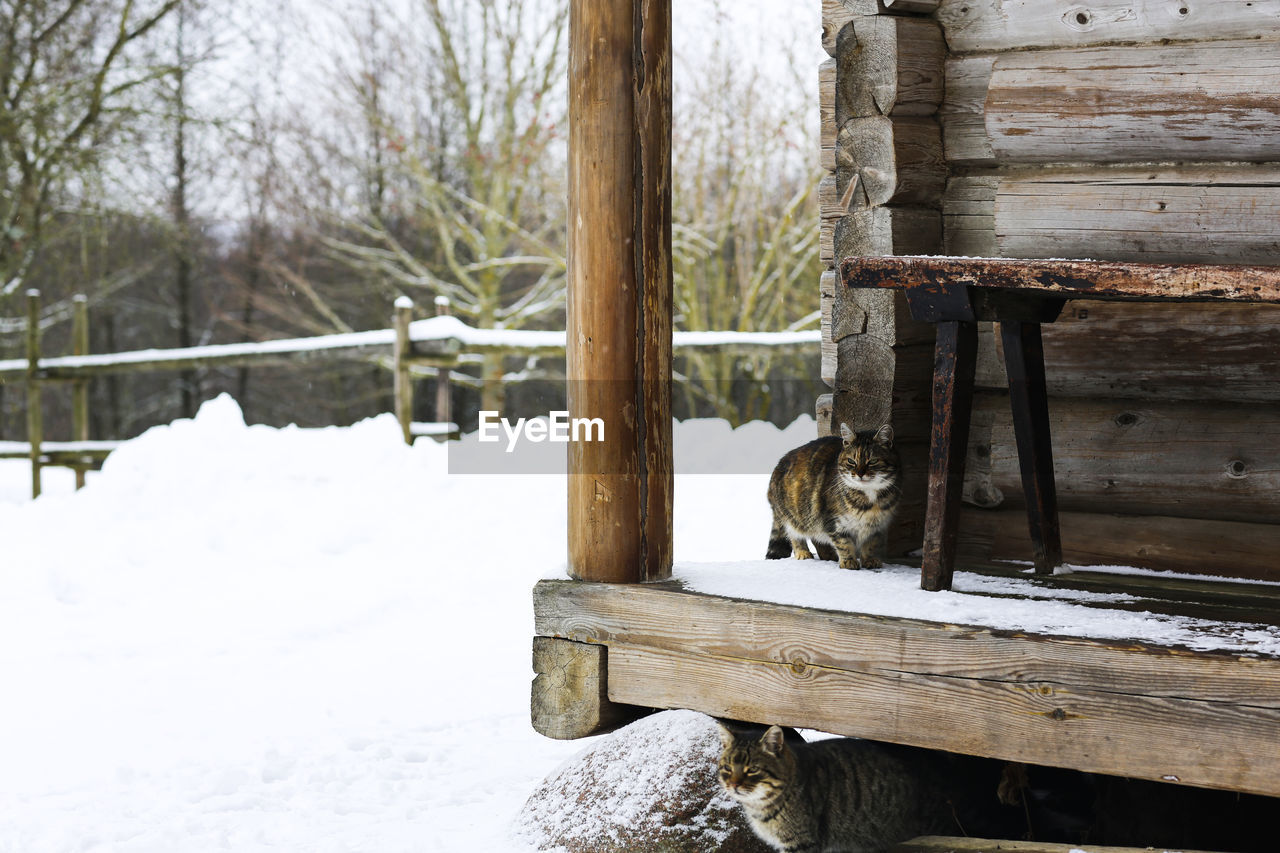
[860,557,883,569]
[794,549,814,560]
[838,557,858,569]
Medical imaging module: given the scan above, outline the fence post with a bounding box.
[393,296,414,445]
[434,296,451,430]
[72,294,90,489]
[25,289,42,499]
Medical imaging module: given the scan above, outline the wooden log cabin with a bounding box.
[532,0,1280,830]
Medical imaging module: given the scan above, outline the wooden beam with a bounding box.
[936,0,1280,53]
[942,42,1280,165]
[841,256,1280,304]
[566,0,672,584]
[534,579,1280,797]
[531,636,641,739]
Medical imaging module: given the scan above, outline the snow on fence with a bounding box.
[3,290,821,497]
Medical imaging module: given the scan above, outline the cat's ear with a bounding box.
[760,725,787,756]
[874,423,894,446]
[715,721,736,750]
[839,423,854,447]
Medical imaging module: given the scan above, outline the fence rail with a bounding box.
[5,289,821,497]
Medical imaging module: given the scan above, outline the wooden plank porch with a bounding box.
[533,564,1280,799]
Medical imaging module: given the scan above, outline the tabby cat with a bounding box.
[716,724,1002,853]
[766,423,900,569]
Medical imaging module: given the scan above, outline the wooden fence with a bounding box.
[0,290,821,498]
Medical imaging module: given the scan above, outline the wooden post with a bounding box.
[25,289,42,499]
[566,0,672,584]
[72,295,89,489]
[1000,321,1063,574]
[921,320,978,591]
[434,296,451,429]
[393,297,413,445]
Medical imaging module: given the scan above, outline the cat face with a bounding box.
[717,725,792,806]
[838,423,896,493]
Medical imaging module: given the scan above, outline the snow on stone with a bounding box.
[514,710,754,852]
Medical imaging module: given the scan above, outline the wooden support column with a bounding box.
[71,295,89,490]
[567,0,672,584]
[25,290,43,499]
[392,297,413,445]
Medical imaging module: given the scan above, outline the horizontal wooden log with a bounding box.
[994,181,1280,267]
[942,175,996,257]
[943,41,1280,165]
[534,579,1280,797]
[955,507,1280,584]
[893,393,1280,525]
[939,55,993,164]
[826,207,941,264]
[841,256,1280,303]
[991,300,1280,403]
[822,0,939,56]
[835,16,943,122]
[937,0,1280,53]
[531,636,640,739]
[836,116,944,210]
[943,165,1280,283]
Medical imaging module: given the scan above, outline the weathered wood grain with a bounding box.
[827,207,940,265]
[841,256,1280,303]
[942,175,996,257]
[533,580,1280,796]
[943,41,1280,165]
[937,0,1280,53]
[953,507,1280,583]
[822,0,935,56]
[820,58,836,171]
[940,55,993,165]
[993,300,1280,403]
[836,116,944,210]
[994,180,1280,266]
[531,636,640,739]
[567,0,672,583]
[900,393,1280,525]
[835,16,943,122]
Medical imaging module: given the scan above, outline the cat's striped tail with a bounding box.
[766,518,791,559]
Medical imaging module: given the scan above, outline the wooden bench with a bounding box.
[841,256,1280,591]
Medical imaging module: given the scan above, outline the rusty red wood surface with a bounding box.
[841,256,1280,303]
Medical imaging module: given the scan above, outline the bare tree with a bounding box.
[671,7,823,425]
[303,0,570,413]
[0,0,182,302]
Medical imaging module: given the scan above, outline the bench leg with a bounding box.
[1000,321,1063,574]
[922,320,978,592]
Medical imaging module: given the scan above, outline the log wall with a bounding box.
[825,2,1280,577]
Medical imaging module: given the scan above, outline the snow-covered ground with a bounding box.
[0,396,805,852]
[4,397,1273,852]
